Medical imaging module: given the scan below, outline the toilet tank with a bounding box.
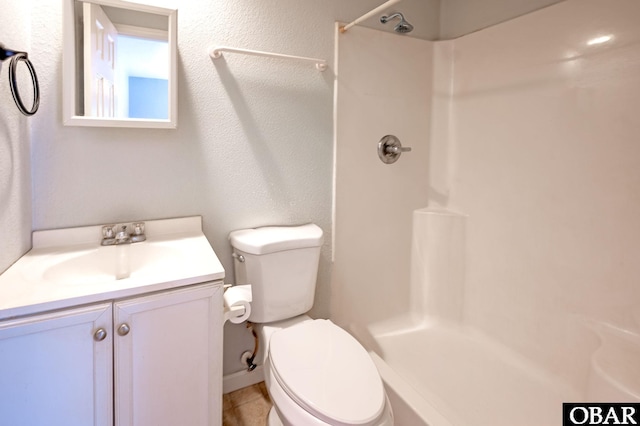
[229,224,324,323]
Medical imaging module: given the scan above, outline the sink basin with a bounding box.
[0,216,226,321]
[42,244,183,285]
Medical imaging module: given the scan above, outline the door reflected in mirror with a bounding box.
[63,0,177,129]
[117,36,168,119]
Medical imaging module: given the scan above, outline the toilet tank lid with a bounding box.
[229,224,323,255]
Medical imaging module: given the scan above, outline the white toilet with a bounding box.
[229,224,393,426]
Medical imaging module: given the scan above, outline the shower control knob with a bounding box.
[378,135,412,164]
[385,145,412,154]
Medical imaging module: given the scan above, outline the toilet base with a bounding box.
[268,406,284,426]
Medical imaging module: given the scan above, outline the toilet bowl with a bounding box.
[229,224,393,425]
[260,317,393,426]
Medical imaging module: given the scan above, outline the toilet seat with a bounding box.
[268,319,386,426]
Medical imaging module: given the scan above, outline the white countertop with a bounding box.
[0,216,225,321]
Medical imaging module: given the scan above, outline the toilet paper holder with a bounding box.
[224,304,247,323]
[223,284,252,324]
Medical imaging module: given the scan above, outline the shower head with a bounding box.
[380,12,414,34]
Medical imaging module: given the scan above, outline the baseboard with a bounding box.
[223,365,265,394]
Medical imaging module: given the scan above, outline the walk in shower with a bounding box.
[333,1,640,424]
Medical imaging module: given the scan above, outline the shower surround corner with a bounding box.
[332,1,640,424]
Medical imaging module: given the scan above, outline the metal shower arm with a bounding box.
[340,0,402,33]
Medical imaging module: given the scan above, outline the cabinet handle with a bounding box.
[94,328,107,342]
[117,323,131,336]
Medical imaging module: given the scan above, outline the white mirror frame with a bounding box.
[63,0,177,129]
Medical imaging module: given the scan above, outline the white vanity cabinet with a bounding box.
[0,302,113,426]
[114,282,222,426]
[0,282,223,426]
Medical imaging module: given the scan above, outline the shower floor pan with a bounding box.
[369,322,580,426]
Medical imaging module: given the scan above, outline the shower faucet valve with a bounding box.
[377,135,412,164]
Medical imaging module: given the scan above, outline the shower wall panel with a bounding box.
[443,0,640,392]
[332,26,433,331]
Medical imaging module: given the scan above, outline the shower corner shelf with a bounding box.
[209,46,327,72]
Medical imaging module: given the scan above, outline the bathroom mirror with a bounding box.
[63,0,177,128]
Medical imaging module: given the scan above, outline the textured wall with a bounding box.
[0,1,32,273]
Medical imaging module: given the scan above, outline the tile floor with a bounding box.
[223,382,272,426]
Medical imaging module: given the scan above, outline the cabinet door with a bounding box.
[0,303,113,426]
[114,283,223,426]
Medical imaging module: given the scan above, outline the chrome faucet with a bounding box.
[115,225,130,244]
[101,222,146,246]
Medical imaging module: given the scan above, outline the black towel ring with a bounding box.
[1,44,40,116]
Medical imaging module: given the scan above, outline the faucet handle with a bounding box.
[130,222,146,243]
[101,225,117,246]
[102,225,115,239]
[132,222,145,236]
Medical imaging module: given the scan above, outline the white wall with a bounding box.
[0,1,32,273]
[439,0,564,39]
[438,0,640,392]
